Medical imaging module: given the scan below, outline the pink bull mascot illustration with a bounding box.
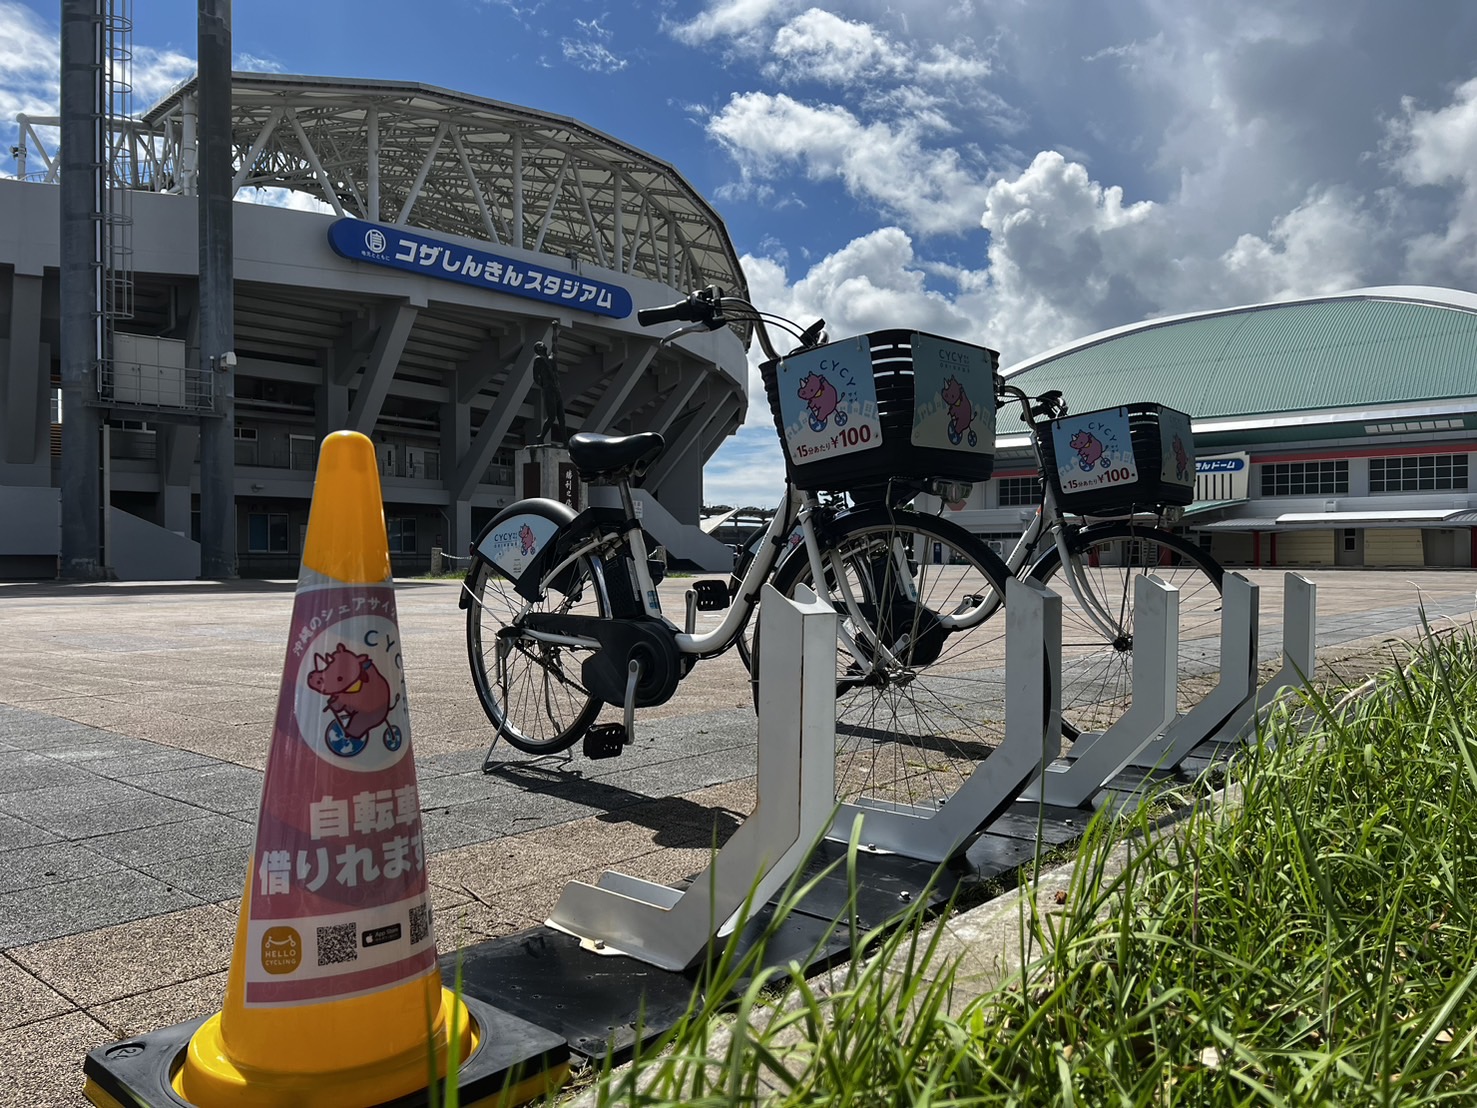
[940,376,979,447]
[1069,430,1109,472]
[797,372,847,432]
[519,522,537,556]
[1172,433,1191,481]
[307,643,403,757]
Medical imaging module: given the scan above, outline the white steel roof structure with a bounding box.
[17,71,747,300]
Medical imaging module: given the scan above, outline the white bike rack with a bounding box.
[1256,572,1318,713]
[826,576,1063,864]
[1126,572,1259,773]
[544,583,838,972]
[1019,575,1178,810]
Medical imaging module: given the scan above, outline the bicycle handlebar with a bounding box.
[638,285,824,364]
[637,285,724,327]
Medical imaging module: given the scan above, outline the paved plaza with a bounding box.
[1,567,1474,1105]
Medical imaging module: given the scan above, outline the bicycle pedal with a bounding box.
[690,579,729,612]
[582,723,630,760]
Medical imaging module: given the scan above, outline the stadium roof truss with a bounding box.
[18,72,746,300]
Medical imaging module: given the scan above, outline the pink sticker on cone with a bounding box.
[243,583,436,1006]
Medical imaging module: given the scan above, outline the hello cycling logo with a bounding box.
[296,618,409,772]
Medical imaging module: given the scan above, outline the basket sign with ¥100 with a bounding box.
[774,336,884,466]
[1049,407,1138,496]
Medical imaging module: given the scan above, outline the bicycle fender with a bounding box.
[462,498,578,607]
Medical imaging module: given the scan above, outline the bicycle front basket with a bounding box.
[761,329,1000,492]
[1039,402,1197,515]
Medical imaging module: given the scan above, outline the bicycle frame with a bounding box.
[495,475,998,679]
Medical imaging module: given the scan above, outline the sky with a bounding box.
[4,1,1477,509]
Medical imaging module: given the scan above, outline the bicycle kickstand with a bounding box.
[583,658,639,759]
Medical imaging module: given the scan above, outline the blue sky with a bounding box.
[5,0,1477,508]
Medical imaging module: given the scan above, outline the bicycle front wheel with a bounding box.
[465,555,606,756]
[1028,523,1224,742]
[762,508,1014,812]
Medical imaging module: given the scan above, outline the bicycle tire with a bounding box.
[1027,522,1225,742]
[759,507,1017,812]
[465,554,606,755]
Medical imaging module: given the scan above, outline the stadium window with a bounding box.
[1258,460,1348,497]
[247,512,289,553]
[997,476,1043,507]
[387,517,417,554]
[1369,454,1468,493]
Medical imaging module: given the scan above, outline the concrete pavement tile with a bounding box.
[40,698,196,734]
[0,779,156,821]
[0,842,116,896]
[11,904,238,1006]
[434,903,540,949]
[32,734,174,765]
[89,970,227,1040]
[79,813,256,868]
[119,719,271,769]
[23,793,210,840]
[675,777,758,817]
[515,808,703,858]
[429,836,583,899]
[0,1008,111,1108]
[191,695,281,726]
[110,747,227,778]
[137,849,251,904]
[0,758,101,795]
[0,954,74,1031]
[416,748,492,777]
[608,845,715,889]
[126,763,264,814]
[417,772,509,809]
[408,730,504,764]
[427,879,475,913]
[0,716,109,748]
[0,868,203,948]
[0,814,58,852]
[419,806,504,853]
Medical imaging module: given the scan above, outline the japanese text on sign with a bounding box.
[327,218,633,319]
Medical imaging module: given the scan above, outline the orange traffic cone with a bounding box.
[83,430,567,1107]
[176,429,459,1104]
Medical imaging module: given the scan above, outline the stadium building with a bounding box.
[0,71,746,579]
[925,288,1477,569]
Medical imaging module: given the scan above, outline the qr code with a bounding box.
[409,902,431,946]
[317,923,358,966]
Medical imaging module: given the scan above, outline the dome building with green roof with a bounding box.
[922,287,1477,569]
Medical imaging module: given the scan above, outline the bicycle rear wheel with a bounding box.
[465,555,606,755]
[761,507,1014,812]
[1027,523,1224,742]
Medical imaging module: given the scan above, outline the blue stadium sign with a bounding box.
[1196,457,1246,473]
[327,218,632,319]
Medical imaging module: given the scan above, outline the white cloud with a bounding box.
[237,186,337,215]
[1389,76,1477,285]
[764,9,909,85]
[235,53,285,74]
[562,17,627,73]
[129,46,197,111]
[0,1,59,132]
[708,91,993,234]
[664,0,798,46]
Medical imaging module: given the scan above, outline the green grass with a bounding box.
[585,619,1477,1107]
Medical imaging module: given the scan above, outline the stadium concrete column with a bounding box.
[196,0,237,578]
[3,272,45,471]
[58,0,105,579]
[440,379,473,558]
